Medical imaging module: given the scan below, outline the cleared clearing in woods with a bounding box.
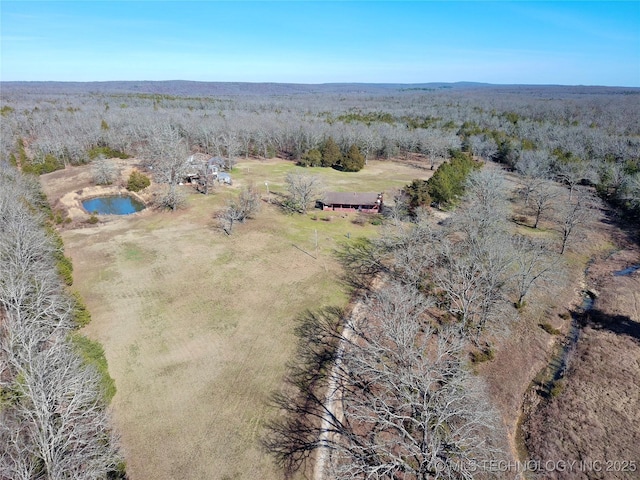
[41,157,433,480]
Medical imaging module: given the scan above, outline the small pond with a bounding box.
[82,195,145,215]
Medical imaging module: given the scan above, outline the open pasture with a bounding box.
[41,157,431,480]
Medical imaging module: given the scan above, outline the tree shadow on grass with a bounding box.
[581,309,640,343]
[598,204,640,249]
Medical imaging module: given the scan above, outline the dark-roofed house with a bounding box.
[320,192,383,213]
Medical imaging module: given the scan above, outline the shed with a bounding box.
[320,192,383,213]
[217,172,232,185]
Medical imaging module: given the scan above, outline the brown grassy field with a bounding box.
[41,158,433,480]
[525,238,640,480]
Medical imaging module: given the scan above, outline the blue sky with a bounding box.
[1,1,639,86]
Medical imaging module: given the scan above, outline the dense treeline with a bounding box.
[1,83,638,217]
[0,164,122,479]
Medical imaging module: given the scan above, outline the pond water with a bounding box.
[82,195,145,215]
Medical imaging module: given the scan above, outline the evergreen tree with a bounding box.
[340,144,365,172]
[321,137,342,167]
[404,151,478,210]
[427,151,478,206]
[403,179,432,212]
[299,148,322,167]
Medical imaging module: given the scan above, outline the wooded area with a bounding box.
[1,81,638,479]
[0,167,122,479]
[1,82,638,218]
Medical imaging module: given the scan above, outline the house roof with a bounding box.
[323,192,381,206]
[187,153,212,164]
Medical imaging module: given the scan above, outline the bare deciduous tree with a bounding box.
[196,162,216,195]
[1,338,120,480]
[219,130,239,169]
[528,179,561,229]
[469,134,498,161]
[264,283,505,479]
[554,188,596,255]
[142,123,189,211]
[515,150,551,206]
[457,168,510,239]
[219,184,261,234]
[0,166,121,479]
[285,171,322,214]
[626,173,640,211]
[382,188,410,225]
[434,237,510,337]
[555,160,587,200]
[91,155,119,185]
[510,235,559,308]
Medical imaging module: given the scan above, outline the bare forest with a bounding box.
[1,81,639,479]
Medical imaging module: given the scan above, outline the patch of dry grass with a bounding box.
[523,226,640,479]
[525,321,640,480]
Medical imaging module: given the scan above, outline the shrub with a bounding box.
[549,379,565,398]
[87,214,99,224]
[88,146,129,160]
[539,322,561,335]
[352,215,367,226]
[17,138,28,167]
[56,255,74,286]
[45,225,64,249]
[45,227,74,285]
[470,347,495,364]
[70,333,117,402]
[72,291,92,327]
[127,170,150,192]
[515,300,527,310]
[369,215,383,226]
[0,105,14,116]
[23,154,64,175]
[107,461,128,480]
[53,210,66,224]
[280,198,299,215]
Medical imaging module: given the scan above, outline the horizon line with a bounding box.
[1,79,638,89]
